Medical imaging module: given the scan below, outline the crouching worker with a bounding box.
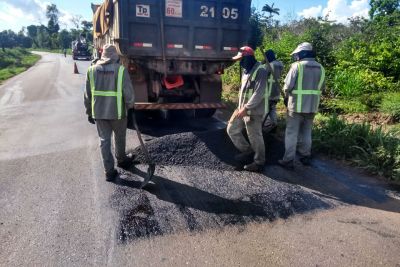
[84,44,136,181]
[227,46,268,172]
[278,42,325,169]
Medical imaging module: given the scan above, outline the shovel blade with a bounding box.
[140,163,156,189]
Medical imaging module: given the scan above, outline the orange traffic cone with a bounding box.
[74,62,79,74]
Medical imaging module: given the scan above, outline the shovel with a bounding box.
[131,111,156,189]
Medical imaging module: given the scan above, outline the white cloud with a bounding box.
[298,0,370,23]
[298,5,323,18]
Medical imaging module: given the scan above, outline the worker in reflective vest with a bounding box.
[227,46,269,172]
[263,49,284,133]
[278,42,325,169]
[84,44,135,181]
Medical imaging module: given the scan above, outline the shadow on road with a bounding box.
[114,115,400,243]
[111,167,329,243]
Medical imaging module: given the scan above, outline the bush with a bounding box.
[313,116,400,181]
[321,98,368,114]
[332,67,397,97]
[380,93,400,122]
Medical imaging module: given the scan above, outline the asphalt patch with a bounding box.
[111,169,330,243]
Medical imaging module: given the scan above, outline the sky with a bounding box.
[0,0,371,32]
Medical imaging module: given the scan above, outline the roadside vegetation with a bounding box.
[0,48,40,84]
[0,4,91,82]
[222,1,400,181]
[0,4,92,53]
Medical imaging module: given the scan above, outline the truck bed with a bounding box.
[113,0,251,60]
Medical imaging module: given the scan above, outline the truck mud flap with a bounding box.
[134,103,226,110]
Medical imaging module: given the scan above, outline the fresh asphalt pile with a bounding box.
[132,129,240,170]
[132,128,285,170]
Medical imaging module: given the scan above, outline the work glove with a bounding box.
[284,98,288,107]
[88,116,95,124]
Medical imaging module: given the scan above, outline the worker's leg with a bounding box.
[96,120,115,172]
[297,114,315,158]
[266,100,278,126]
[227,110,252,153]
[245,115,265,165]
[111,118,128,163]
[282,112,302,162]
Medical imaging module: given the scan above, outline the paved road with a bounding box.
[0,52,400,266]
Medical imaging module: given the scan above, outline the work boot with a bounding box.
[105,169,118,182]
[234,151,254,164]
[244,162,264,173]
[299,156,312,166]
[117,154,136,170]
[278,159,295,170]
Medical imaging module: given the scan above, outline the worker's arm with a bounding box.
[245,68,268,110]
[283,63,299,97]
[123,68,135,109]
[84,69,92,117]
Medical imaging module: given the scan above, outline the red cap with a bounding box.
[232,46,254,60]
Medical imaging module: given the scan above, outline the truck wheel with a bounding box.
[195,108,216,118]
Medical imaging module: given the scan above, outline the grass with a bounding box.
[0,48,40,84]
[313,115,400,181]
[380,92,400,122]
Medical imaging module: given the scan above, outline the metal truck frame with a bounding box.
[92,0,250,117]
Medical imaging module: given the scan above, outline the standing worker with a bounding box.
[263,49,284,133]
[84,44,135,181]
[278,42,325,169]
[227,46,269,172]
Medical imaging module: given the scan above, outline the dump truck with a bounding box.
[92,0,251,117]
[72,37,91,60]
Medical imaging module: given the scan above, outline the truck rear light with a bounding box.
[223,47,238,51]
[163,75,184,90]
[132,42,153,48]
[167,44,184,49]
[195,45,212,50]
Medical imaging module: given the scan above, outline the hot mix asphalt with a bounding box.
[115,129,331,242]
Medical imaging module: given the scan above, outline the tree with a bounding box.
[58,29,72,49]
[260,3,281,28]
[369,0,400,18]
[71,15,83,30]
[81,20,93,42]
[0,30,18,51]
[262,3,280,18]
[248,8,264,49]
[46,4,60,34]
